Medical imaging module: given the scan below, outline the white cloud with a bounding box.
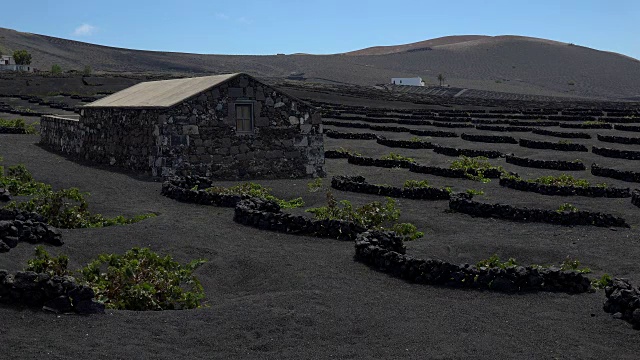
[73,24,97,36]
[215,13,251,24]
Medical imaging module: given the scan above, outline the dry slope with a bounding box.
[1,28,639,99]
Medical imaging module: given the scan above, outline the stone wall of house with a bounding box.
[39,116,83,155]
[156,74,325,179]
[40,109,159,173]
[40,74,325,180]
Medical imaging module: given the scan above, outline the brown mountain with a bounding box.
[1,27,639,100]
[342,35,489,55]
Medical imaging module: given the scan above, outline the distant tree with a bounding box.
[51,64,62,74]
[83,65,92,75]
[437,73,446,87]
[13,50,32,65]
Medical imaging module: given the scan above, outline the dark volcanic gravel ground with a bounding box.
[2,131,640,359]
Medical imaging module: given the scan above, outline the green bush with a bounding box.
[560,257,591,273]
[205,182,304,209]
[504,173,608,188]
[6,187,156,229]
[0,118,36,134]
[0,164,51,195]
[26,245,70,277]
[465,189,485,196]
[306,192,423,240]
[12,50,32,65]
[556,203,579,213]
[26,247,207,311]
[51,64,62,74]
[390,222,424,240]
[403,179,430,189]
[478,254,599,285]
[591,274,613,289]
[533,174,589,187]
[450,156,504,183]
[80,247,206,310]
[2,163,155,228]
[307,178,323,193]
[380,152,414,162]
[403,179,452,194]
[332,147,360,156]
[476,254,518,269]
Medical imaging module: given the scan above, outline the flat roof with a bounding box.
[84,73,242,108]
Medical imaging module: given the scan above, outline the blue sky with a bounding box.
[2,0,638,59]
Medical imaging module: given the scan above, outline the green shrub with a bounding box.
[25,247,206,310]
[465,189,485,196]
[80,247,206,310]
[83,65,92,76]
[505,173,608,189]
[556,203,579,213]
[6,188,156,229]
[390,222,424,240]
[13,50,32,65]
[307,178,323,193]
[380,152,414,162]
[479,255,599,281]
[2,163,154,228]
[0,164,51,195]
[558,140,573,145]
[583,121,605,125]
[591,274,613,289]
[26,245,70,277]
[0,118,36,134]
[534,174,589,188]
[51,64,62,74]
[409,137,425,142]
[306,192,423,240]
[450,156,504,183]
[206,182,303,209]
[403,179,430,189]
[560,257,591,273]
[334,147,360,156]
[403,179,452,194]
[476,254,518,269]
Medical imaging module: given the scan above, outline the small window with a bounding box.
[235,103,253,132]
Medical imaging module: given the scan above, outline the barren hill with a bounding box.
[342,35,489,56]
[1,27,639,100]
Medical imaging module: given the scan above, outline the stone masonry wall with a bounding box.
[39,116,83,155]
[157,74,324,179]
[40,109,159,173]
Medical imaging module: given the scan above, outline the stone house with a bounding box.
[40,73,325,179]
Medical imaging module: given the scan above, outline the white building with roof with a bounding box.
[391,77,425,86]
[0,55,33,72]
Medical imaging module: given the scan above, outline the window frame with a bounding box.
[234,101,254,134]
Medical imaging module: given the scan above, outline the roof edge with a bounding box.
[83,72,317,110]
[82,73,243,109]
